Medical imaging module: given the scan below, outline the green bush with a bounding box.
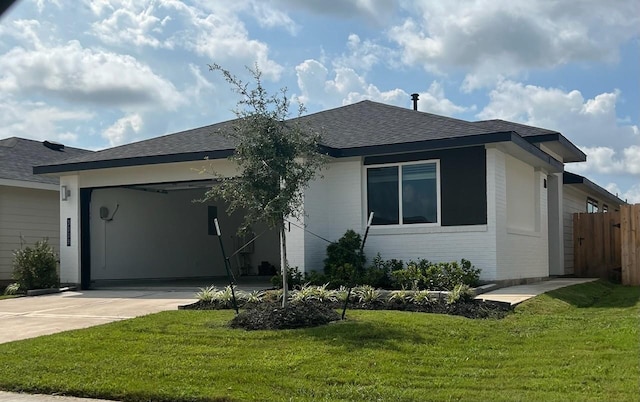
[391,258,480,290]
[12,239,59,291]
[324,230,365,287]
[270,266,304,289]
[363,254,402,289]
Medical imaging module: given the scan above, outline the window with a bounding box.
[587,198,599,213]
[602,204,609,213]
[367,161,439,225]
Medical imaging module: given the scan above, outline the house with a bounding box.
[561,171,626,275]
[0,138,91,285]
[34,100,594,288]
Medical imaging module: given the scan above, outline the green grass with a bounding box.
[0,280,638,401]
[0,295,20,300]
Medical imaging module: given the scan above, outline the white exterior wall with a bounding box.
[0,186,60,281]
[287,158,364,272]
[495,153,549,280]
[295,156,500,280]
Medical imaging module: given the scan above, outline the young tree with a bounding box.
[203,64,327,306]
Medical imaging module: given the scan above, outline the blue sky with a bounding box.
[1,0,638,201]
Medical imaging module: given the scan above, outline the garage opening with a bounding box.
[86,180,280,288]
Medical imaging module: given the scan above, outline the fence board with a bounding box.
[573,211,621,280]
[621,204,640,286]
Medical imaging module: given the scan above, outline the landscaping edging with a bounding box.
[26,286,76,296]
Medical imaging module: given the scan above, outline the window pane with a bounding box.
[367,167,399,225]
[402,163,437,224]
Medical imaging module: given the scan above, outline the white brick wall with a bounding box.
[495,151,549,280]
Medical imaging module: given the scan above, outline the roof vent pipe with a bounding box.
[411,93,419,111]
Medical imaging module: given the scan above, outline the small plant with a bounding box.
[335,286,349,302]
[270,266,304,289]
[12,239,59,291]
[388,288,411,305]
[195,285,218,303]
[447,284,475,305]
[291,283,317,302]
[3,282,20,295]
[354,285,382,304]
[410,289,434,305]
[214,285,237,308]
[245,290,265,304]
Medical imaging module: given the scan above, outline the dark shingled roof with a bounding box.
[564,171,626,206]
[472,119,560,138]
[0,137,92,185]
[34,100,573,174]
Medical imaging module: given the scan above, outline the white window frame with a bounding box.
[365,160,441,227]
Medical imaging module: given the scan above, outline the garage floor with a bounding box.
[90,275,274,291]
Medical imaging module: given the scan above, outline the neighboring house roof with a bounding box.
[0,137,92,187]
[563,171,626,206]
[472,119,586,163]
[35,100,569,175]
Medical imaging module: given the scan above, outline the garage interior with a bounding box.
[87,180,280,288]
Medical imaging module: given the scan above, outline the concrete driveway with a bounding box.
[0,290,196,344]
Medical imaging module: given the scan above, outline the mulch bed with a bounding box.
[180,298,513,330]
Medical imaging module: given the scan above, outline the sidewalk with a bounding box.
[0,392,114,402]
[475,277,598,305]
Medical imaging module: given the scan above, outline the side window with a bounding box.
[367,161,439,226]
[602,204,608,213]
[587,198,599,213]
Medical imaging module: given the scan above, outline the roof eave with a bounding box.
[563,172,627,205]
[33,149,235,175]
[526,133,586,163]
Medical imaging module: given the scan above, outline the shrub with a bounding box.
[446,284,475,305]
[12,239,59,291]
[391,259,481,290]
[270,266,304,289]
[3,282,20,295]
[362,254,401,289]
[324,230,365,287]
[195,285,217,303]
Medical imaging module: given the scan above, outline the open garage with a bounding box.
[86,181,280,286]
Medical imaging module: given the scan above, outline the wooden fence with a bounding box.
[620,204,640,286]
[574,204,640,286]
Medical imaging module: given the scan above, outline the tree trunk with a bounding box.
[279,223,288,307]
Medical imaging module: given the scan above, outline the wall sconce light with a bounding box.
[61,185,71,201]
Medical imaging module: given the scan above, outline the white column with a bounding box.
[59,175,81,284]
[547,173,565,275]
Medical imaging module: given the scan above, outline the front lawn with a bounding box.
[0,280,637,401]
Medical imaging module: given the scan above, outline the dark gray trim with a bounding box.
[333,132,512,158]
[34,130,563,174]
[563,171,626,205]
[34,150,235,174]
[525,133,586,162]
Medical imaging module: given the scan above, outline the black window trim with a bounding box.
[365,159,441,227]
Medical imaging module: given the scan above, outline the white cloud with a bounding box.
[91,2,170,48]
[390,0,640,90]
[102,113,143,146]
[0,39,185,110]
[272,0,397,24]
[477,80,638,149]
[478,80,639,199]
[0,98,93,144]
[87,0,284,81]
[249,2,299,35]
[606,182,640,204]
[295,59,469,116]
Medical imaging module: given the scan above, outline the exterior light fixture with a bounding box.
[61,185,71,201]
